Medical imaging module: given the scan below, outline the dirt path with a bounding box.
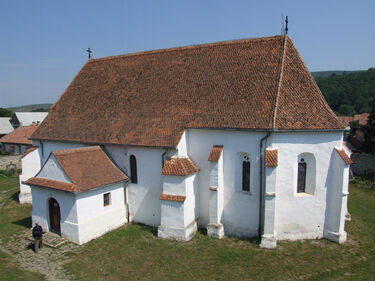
[0,229,79,281]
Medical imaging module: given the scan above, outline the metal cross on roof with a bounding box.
[285,16,288,34]
[87,48,92,59]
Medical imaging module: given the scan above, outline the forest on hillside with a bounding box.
[315,68,375,116]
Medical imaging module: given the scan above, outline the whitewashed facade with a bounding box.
[26,128,351,247]
[19,147,41,203]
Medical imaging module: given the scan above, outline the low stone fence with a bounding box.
[351,153,375,177]
[0,155,22,172]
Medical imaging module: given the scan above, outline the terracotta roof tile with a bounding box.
[0,124,37,145]
[335,148,353,165]
[32,35,344,147]
[26,146,128,192]
[274,37,345,130]
[21,146,39,159]
[337,116,353,127]
[354,113,369,126]
[160,194,186,202]
[24,177,78,192]
[208,145,223,162]
[265,149,278,167]
[162,157,199,176]
[51,146,128,191]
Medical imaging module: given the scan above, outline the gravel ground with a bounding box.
[0,229,79,281]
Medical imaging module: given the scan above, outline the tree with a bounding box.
[363,100,375,154]
[0,107,13,117]
[32,108,49,112]
[338,104,355,116]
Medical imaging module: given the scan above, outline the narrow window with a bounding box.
[130,155,138,184]
[242,155,251,192]
[103,192,111,206]
[297,159,306,193]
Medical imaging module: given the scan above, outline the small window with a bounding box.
[103,192,111,206]
[297,159,306,193]
[242,155,251,192]
[130,155,138,184]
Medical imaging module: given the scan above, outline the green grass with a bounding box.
[0,174,374,280]
[63,181,375,281]
[0,175,45,280]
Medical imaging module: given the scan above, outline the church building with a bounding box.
[23,35,351,248]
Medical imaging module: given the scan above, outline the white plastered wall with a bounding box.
[323,149,350,243]
[270,131,344,241]
[158,173,198,241]
[105,145,165,226]
[19,148,42,203]
[185,129,264,238]
[31,183,126,245]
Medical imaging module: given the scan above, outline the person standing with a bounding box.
[32,222,43,253]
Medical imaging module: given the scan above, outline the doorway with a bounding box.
[49,198,61,234]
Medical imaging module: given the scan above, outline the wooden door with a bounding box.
[49,198,61,233]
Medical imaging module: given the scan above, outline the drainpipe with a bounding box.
[161,149,168,167]
[258,132,270,238]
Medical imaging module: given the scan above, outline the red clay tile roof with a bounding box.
[26,146,128,192]
[24,177,78,192]
[31,35,345,147]
[335,148,353,165]
[0,124,38,145]
[337,116,353,127]
[354,113,369,126]
[162,157,199,176]
[160,194,186,202]
[208,145,223,162]
[265,149,278,167]
[21,146,39,159]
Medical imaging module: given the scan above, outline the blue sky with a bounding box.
[0,0,374,107]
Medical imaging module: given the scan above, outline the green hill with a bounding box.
[7,103,52,112]
[311,70,364,79]
[315,68,375,116]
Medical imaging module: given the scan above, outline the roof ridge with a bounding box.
[89,35,284,63]
[52,145,101,156]
[286,37,346,128]
[270,34,288,129]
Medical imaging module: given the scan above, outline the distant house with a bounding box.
[25,35,351,248]
[0,124,38,154]
[0,118,14,149]
[11,112,48,128]
[354,113,370,126]
[338,113,370,151]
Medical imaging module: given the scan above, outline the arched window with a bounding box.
[296,153,316,195]
[242,154,251,192]
[130,155,138,184]
[297,159,306,193]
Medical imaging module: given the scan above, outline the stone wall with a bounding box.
[351,153,375,177]
[0,155,22,172]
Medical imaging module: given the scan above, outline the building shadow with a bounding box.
[13,216,32,229]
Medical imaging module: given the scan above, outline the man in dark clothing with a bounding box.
[32,222,43,253]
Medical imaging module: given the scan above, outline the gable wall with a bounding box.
[37,154,71,183]
[31,186,78,237]
[185,129,265,238]
[269,131,343,240]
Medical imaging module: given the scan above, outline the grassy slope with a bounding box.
[0,175,45,281]
[0,175,373,280]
